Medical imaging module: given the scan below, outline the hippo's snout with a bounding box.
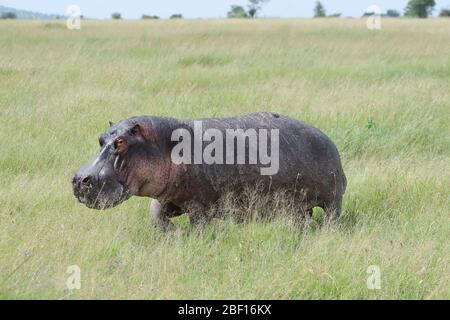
[72,160,129,210]
[72,171,96,204]
[72,171,96,191]
[72,169,100,208]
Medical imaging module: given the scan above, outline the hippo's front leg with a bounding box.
[149,199,183,231]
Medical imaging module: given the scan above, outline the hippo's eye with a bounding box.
[130,125,139,136]
[129,124,143,137]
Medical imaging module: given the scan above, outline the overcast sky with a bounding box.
[1,0,449,19]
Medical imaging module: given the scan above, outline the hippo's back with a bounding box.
[183,112,346,203]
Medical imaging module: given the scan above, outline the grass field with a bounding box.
[0,18,449,299]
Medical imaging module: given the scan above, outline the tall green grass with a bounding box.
[0,19,449,299]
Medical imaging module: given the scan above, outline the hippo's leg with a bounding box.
[291,205,313,226]
[323,197,342,221]
[149,199,183,231]
[186,201,212,230]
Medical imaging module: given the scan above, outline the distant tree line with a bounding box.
[313,0,449,19]
[109,13,183,19]
[107,0,449,21]
[2,0,449,21]
[362,10,400,17]
[1,11,17,19]
[105,0,448,21]
[142,14,159,19]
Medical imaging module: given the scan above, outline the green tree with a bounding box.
[227,5,249,18]
[170,14,183,19]
[111,12,122,19]
[142,14,159,19]
[313,2,326,17]
[1,12,17,19]
[439,8,450,16]
[404,0,436,18]
[247,0,269,18]
[386,9,401,17]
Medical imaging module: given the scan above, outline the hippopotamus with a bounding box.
[72,112,346,230]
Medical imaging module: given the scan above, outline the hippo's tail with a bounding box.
[342,172,347,193]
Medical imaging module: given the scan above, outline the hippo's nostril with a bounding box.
[81,175,92,185]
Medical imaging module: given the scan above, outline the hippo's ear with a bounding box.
[109,121,114,127]
[130,123,159,144]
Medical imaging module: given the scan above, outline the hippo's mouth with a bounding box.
[73,179,131,210]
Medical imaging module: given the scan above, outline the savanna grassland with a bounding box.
[0,18,449,299]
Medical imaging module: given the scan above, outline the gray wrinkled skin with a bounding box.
[73,112,347,231]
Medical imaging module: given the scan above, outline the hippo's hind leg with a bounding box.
[186,201,213,230]
[323,196,342,221]
[149,199,183,231]
[291,205,313,227]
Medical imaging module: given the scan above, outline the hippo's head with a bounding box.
[72,117,172,210]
